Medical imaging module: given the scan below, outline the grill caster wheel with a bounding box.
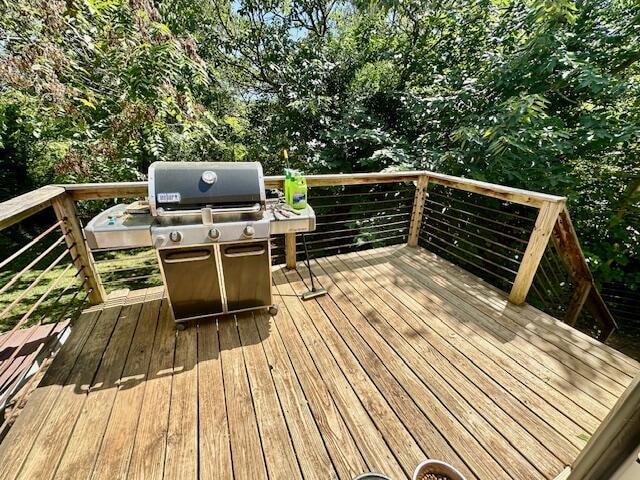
[268,305,278,316]
[176,323,186,331]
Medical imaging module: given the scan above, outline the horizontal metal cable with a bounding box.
[305,234,407,256]
[316,205,412,219]
[0,263,74,356]
[313,197,413,210]
[313,220,410,237]
[426,198,530,234]
[424,214,525,255]
[420,237,515,286]
[310,189,413,200]
[0,235,67,296]
[300,226,409,247]
[423,222,521,266]
[0,248,71,322]
[428,191,535,222]
[423,205,529,244]
[0,221,63,271]
[419,233,518,276]
[316,212,410,227]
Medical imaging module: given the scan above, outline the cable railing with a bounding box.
[0,171,617,360]
[0,197,96,431]
[271,183,414,265]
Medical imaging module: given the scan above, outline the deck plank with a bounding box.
[163,323,198,479]
[354,249,598,444]
[253,311,338,480]
[407,247,634,392]
[336,252,578,464]
[197,320,232,480]
[305,259,509,479]
[53,292,145,479]
[284,267,474,478]
[127,300,175,479]
[267,299,369,479]
[416,247,640,375]
[14,291,128,480]
[90,291,162,480]
[393,247,622,407]
[387,251,612,424]
[236,313,302,479]
[218,317,268,480]
[279,267,452,475]
[1,245,637,480]
[316,255,541,479]
[0,307,103,480]
[273,269,409,479]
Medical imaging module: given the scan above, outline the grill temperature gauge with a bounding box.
[201,170,217,185]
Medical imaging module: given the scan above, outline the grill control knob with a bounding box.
[201,170,217,185]
[208,228,221,240]
[169,231,183,243]
[243,225,255,238]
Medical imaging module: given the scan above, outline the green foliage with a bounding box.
[1,0,639,287]
[0,0,238,189]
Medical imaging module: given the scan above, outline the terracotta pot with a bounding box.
[412,459,466,480]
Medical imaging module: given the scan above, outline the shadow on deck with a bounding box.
[0,245,637,480]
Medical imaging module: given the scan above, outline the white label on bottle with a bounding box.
[157,192,181,203]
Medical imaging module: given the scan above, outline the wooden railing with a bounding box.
[0,188,102,422]
[0,171,616,344]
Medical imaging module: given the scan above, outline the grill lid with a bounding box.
[148,161,265,215]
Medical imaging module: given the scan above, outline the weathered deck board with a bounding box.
[90,289,163,479]
[218,317,268,480]
[0,246,637,480]
[236,314,302,479]
[394,248,626,405]
[196,320,232,480]
[354,249,598,445]
[325,253,572,470]
[127,300,175,479]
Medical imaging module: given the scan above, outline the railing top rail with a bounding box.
[58,170,566,206]
[424,172,566,207]
[0,186,66,230]
[0,170,567,230]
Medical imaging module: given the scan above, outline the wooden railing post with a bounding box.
[552,207,618,336]
[407,175,429,247]
[285,232,297,269]
[564,281,592,326]
[509,200,565,304]
[51,193,106,305]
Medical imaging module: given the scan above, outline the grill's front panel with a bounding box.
[159,245,223,321]
[220,240,272,311]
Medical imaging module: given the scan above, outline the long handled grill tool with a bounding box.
[300,233,327,300]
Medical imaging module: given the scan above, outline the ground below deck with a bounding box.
[0,245,637,480]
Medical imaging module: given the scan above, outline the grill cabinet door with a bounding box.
[220,241,272,311]
[159,245,223,320]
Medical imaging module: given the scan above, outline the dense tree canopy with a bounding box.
[1,0,639,286]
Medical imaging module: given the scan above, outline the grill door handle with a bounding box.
[164,249,212,263]
[223,246,266,258]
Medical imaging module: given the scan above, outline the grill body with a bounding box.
[149,161,275,326]
[83,161,317,329]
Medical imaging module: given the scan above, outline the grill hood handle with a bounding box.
[155,203,262,217]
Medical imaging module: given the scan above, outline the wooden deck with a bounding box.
[0,245,637,480]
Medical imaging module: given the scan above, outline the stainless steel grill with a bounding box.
[85,161,316,329]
